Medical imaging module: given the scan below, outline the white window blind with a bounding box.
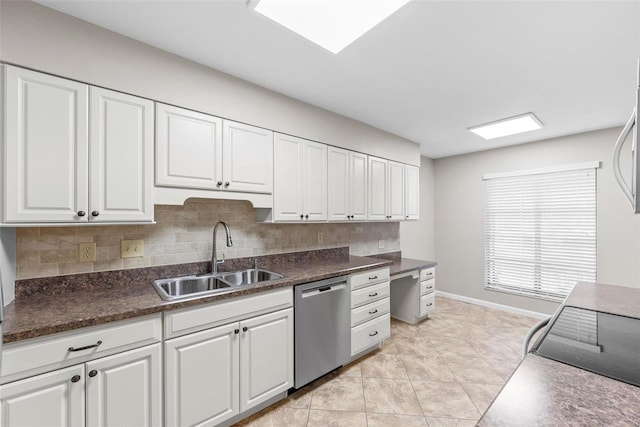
[484,164,597,302]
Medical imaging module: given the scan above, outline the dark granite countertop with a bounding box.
[478,354,640,427]
[3,248,391,344]
[479,282,640,426]
[371,252,437,277]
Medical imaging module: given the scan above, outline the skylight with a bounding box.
[468,113,544,140]
[250,0,411,54]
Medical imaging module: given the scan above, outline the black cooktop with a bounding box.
[532,306,640,387]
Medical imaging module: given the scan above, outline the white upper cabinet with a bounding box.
[404,164,420,220]
[3,65,89,223]
[223,121,273,194]
[156,104,273,195]
[90,87,154,222]
[368,156,388,221]
[388,160,405,220]
[273,133,327,221]
[368,157,406,221]
[328,147,367,221]
[156,103,223,190]
[2,65,153,224]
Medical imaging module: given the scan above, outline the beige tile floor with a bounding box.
[235,297,539,427]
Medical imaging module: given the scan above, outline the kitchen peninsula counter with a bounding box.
[478,282,640,426]
[3,247,391,344]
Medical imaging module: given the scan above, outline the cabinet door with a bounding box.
[368,156,388,220]
[3,65,89,223]
[89,87,154,222]
[0,365,84,427]
[273,133,303,221]
[86,343,161,427]
[156,103,223,190]
[328,147,350,221]
[165,323,239,427]
[239,308,293,412]
[404,164,419,220]
[223,121,273,194]
[349,151,368,220]
[388,161,405,220]
[303,141,328,221]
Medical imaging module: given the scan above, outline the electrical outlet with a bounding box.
[317,232,324,244]
[78,242,96,262]
[121,239,144,259]
[378,240,385,249]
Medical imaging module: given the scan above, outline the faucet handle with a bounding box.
[217,253,225,265]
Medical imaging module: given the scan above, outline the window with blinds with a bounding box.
[484,163,598,302]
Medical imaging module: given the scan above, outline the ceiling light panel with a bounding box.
[251,0,411,54]
[469,113,544,140]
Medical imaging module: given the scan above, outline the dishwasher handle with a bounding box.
[300,282,347,298]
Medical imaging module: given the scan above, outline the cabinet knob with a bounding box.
[224,181,230,187]
[305,214,309,219]
[300,214,304,220]
[88,370,98,378]
[91,211,99,217]
[234,329,240,334]
[217,181,223,187]
[243,326,248,332]
[406,215,409,219]
[71,375,81,383]
[77,211,86,217]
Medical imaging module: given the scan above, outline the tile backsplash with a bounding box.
[16,199,400,279]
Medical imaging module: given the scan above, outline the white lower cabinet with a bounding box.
[349,268,391,358]
[0,364,85,427]
[0,343,161,427]
[164,306,294,427]
[390,267,436,324]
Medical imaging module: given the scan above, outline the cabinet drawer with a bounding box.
[350,268,390,290]
[351,281,390,308]
[420,279,436,295]
[1,314,162,383]
[351,314,390,356]
[164,288,292,339]
[419,293,436,317]
[420,268,435,281]
[351,297,389,327]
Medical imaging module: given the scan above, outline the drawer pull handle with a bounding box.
[369,309,378,315]
[88,370,98,378]
[369,292,378,297]
[68,340,102,352]
[369,276,378,280]
[426,303,433,307]
[369,331,378,337]
[71,375,81,383]
[427,286,433,289]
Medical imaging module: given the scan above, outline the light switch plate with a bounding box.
[317,232,324,244]
[78,242,96,262]
[121,239,144,259]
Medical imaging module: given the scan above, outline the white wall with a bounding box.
[434,127,640,315]
[400,156,435,260]
[0,1,419,166]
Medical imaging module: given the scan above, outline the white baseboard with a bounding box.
[435,290,549,319]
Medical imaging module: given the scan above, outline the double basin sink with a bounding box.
[153,268,285,301]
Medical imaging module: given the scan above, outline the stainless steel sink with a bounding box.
[218,269,284,286]
[152,269,285,301]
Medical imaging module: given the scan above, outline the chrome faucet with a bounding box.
[211,221,233,273]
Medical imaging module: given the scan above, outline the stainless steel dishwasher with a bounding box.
[294,275,350,389]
